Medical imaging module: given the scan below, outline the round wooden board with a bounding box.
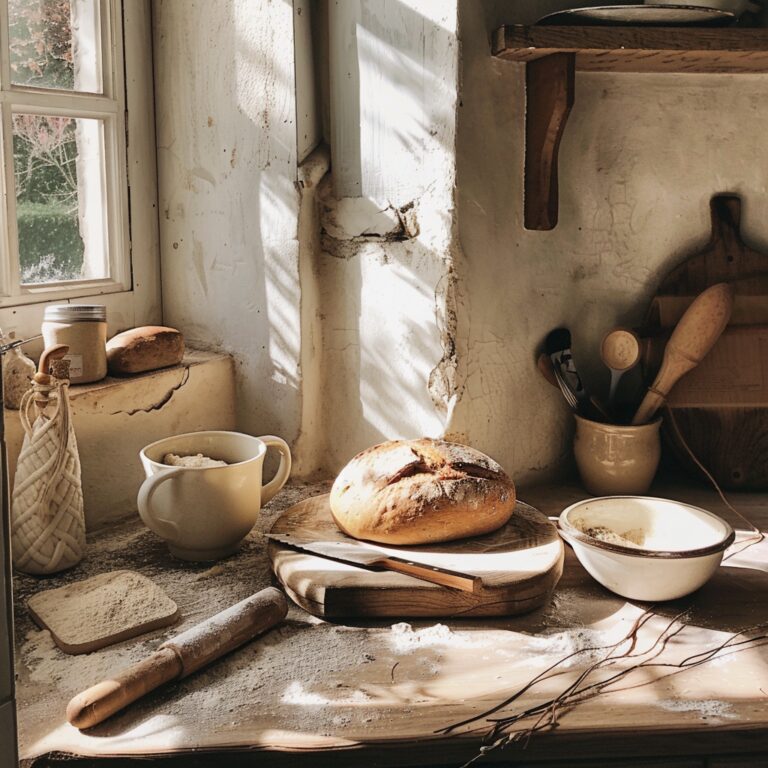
[647,194,768,490]
[267,494,564,618]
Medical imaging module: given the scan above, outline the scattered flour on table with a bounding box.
[388,623,490,653]
[657,699,738,720]
[539,587,592,627]
[20,628,150,690]
[136,622,392,733]
[705,650,738,667]
[281,681,372,706]
[525,628,613,667]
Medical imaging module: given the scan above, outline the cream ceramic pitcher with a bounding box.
[138,431,291,561]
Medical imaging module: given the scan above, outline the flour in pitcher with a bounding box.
[163,453,228,468]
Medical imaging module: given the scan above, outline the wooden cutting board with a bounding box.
[267,494,564,619]
[645,193,768,490]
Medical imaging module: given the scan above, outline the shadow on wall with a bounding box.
[330,0,458,196]
[449,0,768,483]
[155,0,303,464]
[316,0,460,472]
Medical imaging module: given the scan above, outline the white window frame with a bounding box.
[0,0,160,347]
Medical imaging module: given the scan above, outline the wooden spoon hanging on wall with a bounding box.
[632,283,734,426]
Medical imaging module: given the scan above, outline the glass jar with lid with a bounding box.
[42,305,108,384]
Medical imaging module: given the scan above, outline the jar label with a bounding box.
[64,354,84,379]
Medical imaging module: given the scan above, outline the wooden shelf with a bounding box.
[493,25,768,230]
[494,25,768,73]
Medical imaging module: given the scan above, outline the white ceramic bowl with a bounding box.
[559,496,735,602]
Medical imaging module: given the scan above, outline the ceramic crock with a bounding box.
[573,415,661,496]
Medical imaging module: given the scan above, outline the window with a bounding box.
[0,0,159,341]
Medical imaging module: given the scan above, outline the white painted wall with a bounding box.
[450,0,768,483]
[154,0,303,449]
[153,0,460,477]
[155,0,458,476]
[295,0,322,163]
[317,0,461,471]
[153,0,768,485]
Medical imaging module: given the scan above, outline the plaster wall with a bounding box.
[450,0,768,483]
[153,0,303,450]
[317,0,461,471]
[151,0,768,484]
[5,352,236,530]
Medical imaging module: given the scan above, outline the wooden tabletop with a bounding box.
[14,479,768,767]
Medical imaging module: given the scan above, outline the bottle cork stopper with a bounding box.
[50,358,71,381]
[36,344,70,383]
[33,344,71,409]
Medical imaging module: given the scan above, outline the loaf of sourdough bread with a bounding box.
[330,438,516,545]
[106,326,184,375]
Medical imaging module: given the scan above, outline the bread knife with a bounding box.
[265,533,482,594]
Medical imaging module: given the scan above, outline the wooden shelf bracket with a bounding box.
[496,24,768,231]
[524,53,575,231]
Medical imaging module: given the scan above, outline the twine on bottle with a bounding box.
[11,370,85,574]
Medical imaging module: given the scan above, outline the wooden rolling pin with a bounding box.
[66,586,288,729]
[632,282,734,425]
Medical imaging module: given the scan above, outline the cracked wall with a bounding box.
[5,352,235,529]
[151,0,464,477]
[151,0,768,485]
[451,0,768,483]
[315,1,461,472]
[154,0,303,453]
[111,366,190,417]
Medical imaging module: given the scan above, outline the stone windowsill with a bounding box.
[4,349,236,531]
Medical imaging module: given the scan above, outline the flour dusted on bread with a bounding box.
[330,438,516,545]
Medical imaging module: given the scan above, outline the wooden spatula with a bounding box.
[632,282,734,425]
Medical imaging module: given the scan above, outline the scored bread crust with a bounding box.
[329,438,516,545]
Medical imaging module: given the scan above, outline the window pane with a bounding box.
[9,0,103,93]
[13,113,109,284]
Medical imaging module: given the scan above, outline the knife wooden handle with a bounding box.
[380,556,482,593]
[66,587,287,729]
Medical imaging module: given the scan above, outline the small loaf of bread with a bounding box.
[106,326,184,375]
[330,438,516,545]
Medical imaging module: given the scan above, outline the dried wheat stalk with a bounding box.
[437,610,768,767]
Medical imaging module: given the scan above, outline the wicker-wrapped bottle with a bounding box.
[11,345,85,575]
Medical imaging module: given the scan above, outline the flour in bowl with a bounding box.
[571,519,646,549]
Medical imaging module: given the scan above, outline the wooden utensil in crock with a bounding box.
[601,328,641,412]
[632,282,733,425]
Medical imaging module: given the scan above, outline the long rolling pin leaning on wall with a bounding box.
[67,586,288,729]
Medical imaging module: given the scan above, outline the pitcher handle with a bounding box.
[137,467,186,541]
[258,436,292,505]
